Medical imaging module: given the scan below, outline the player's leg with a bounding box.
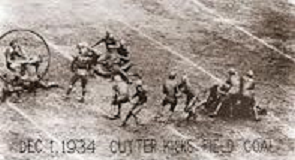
[113,65,131,84]
[114,95,124,118]
[78,76,88,103]
[169,97,178,112]
[121,105,136,127]
[121,62,132,72]
[184,94,194,112]
[249,97,260,121]
[114,103,121,118]
[210,95,226,117]
[1,88,9,103]
[229,94,239,118]
[64,75,79,99]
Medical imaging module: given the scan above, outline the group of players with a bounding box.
[0,31,263,127]
[159,68,261,122]
[0,39,58,103]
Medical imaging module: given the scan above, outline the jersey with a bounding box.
[114,81,129,97]
[242,76,255,98]
[100,37,118,52]
[179,78,195,97]
[72,54,92,76]
[133,86,148,104]
[117,46,130,63]
[226,74,242,95]
[163,79,179,98]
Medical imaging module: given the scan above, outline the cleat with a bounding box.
[109,115,120,120]
[78,97,85,103]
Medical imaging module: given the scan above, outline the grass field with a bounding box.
[0,0,295,160]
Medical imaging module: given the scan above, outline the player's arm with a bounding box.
[16,46,26,59]
[117,55,129,61]
[121,47,131,59]
[92,38,106,47]
[248,81,255,90]
[218,85,228,96]
[108,41,120,49]
[162,84,168,94]
[4,48,11,63]
[175,86,182,97]
[175,81,183,97]
[87,59,93,71]
[70,56,78,72]
[118,51,131,60]
[87,47,99,55]
[112,85,120,97]
[132,88,140,99]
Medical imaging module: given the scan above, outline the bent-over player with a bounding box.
[111,75,130,119]
[160,71,180,118]
[121,78,148,127]
[210,68,239,117]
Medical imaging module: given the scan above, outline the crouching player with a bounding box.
[0,72,24,103]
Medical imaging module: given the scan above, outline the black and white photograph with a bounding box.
[0,0,294,159]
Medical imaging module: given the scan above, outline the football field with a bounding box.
[0,0,295,159]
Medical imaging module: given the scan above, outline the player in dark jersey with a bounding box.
[154,71,180,122]
[5,40,27,74]
[0,72,24,103]
[64,42,92,103]
[92,31,119,52]
[178,74,198,112]
[96,48,131,84]
[121,79,148,127]
[117,40,132,72]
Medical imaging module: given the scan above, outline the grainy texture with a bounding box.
[0,0,294,160]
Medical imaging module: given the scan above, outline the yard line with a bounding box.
[190,0,295,64]
[0,24,85,160]
[46,41,74,60]
[98,4,295,154]
[0,2,219,160]
[98,7,225,160]
[0,20,105,159]
[189,0,295,139]
[45,32,221,159]
[2,2,290,160]
[106,13,222,83]
[6,102,85,160]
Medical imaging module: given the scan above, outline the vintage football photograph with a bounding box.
[0,0,294,159]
